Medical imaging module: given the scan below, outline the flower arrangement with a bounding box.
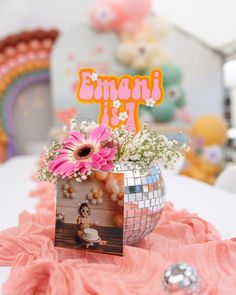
[38,119,189,182]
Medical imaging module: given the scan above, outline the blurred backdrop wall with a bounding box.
[0,0,234,158]
[0,0,225,120]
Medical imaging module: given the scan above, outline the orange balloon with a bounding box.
[117,192,124,200]
[95,171,108,181]
[92,192,99,199]
[113,214,123,228]
[67,187,74,193]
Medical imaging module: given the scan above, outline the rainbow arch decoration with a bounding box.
[0,29,58,159]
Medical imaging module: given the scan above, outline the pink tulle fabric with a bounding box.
[1,164,236,294]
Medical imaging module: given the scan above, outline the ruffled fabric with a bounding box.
[0,164,236,294]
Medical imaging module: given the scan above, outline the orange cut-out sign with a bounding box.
[76,68,164,131]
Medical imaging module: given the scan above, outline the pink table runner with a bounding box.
[0,171,236,294]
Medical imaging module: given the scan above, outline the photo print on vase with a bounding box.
[55,170,124,256]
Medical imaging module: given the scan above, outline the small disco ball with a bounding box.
[114,162,165,245]
[163,263,200,294]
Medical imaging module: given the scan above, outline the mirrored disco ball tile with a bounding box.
[126,171,134,178]
[147,176,153,183]
[128,194,135,202]
[135,177,141,185]
[128,178,135,185]
[115,162,165,245]
[145,200,150,207]
[148,191,154,199]
[134,170,141,177]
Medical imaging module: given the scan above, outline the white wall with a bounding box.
[229,87,236,127]
[162,29,224,118]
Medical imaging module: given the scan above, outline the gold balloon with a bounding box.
[191,115,227,145]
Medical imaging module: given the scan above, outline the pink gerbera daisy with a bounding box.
[48,125,117,178]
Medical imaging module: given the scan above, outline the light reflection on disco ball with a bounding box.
[114,162,166,245]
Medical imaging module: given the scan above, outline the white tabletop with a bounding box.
[0,156,236,291]
[164,171,236,239]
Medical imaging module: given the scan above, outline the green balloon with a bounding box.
[165,84,186,108]
[160,64,182,87]
[151,100,175,122]
[173,90,186,108]
[139,104,148,116]
[123,69,147,76]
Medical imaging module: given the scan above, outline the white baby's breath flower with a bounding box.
[70,118,76,124]
[129,154,140,161]
[119,111,128,122]
[81,175,88,180]
[143,151,155,157]
[146,97,156,107]
[90,72,98,81]
[167,142,174,148]
[69,118,77,131]
[79,120,98,133]
[85,121,98,132]
[113,100,122,109]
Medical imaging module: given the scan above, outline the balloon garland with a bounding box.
[0,29,58,159]
[89,1,192,124]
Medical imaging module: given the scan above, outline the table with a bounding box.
[0,156,236,292]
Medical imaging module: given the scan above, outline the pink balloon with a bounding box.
[5,47,15,57]
[27,52,36,61]
[121,0,152,19]
[17,42,28,52]
[90,1,124,32]
[30,39,40,50]
[0,53,5,63]
[38,51,48,59]
[8,59,16,68]
[90,0,152,33]
[18,55,26,64]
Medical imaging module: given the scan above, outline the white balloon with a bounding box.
[97,197,103,204]
[71,192,76,198]
[86,193,93,200]
[63,191,70,198]
[111,193,117,201]
[64,184,69,189]
[98,190,104,197]
[112,184,120,194]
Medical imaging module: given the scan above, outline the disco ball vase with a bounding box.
[114,162,166,245]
